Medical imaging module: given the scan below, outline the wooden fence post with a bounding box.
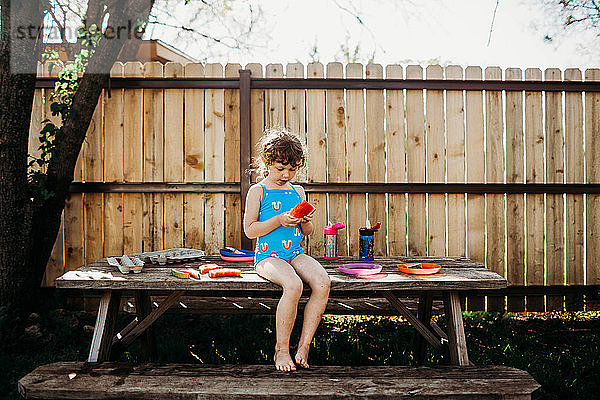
[239,69,252,251]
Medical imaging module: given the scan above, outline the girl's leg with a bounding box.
[255,257,304,372]
[290,254,331,368]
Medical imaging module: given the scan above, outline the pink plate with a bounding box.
[220,255,254,262]
[339,263,383,276]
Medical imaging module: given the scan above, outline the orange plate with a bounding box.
[398,263,441,275]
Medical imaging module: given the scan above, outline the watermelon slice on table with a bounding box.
[199,264,220,274]
[289,201,315,219]
[209,268,242,278]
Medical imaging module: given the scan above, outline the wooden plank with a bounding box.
[28,62,44,170]
[564,68,584,311]
[326,62,348,256]
[406,65,426,256]
[103,62,124,257]
[142,61,164,252]
[83,88,103,264]
[445,66,466,258]
[64,153,83,272]
[204,63,225,254]
[366,63,387,256]
[245,63,264,185]
[19,362,541,400]
[505,68,525,312]
[88,290,122,362]
[123,62,144,255]
[426,65,446,256]
[117,291,186,349]
[585,69,600,303]
[306,62,327,256]
[183,63,206,250]
[545,68,565,311]
[265,63,284,128]
[414,293,434,365]
[164,62,185,249]
[444,291,469,366]
[134,291,157,360]
[386,65,407,256]
[525,68,545,312]
[382,292,443,352]
[224,64,242,249]
[465,66,486,311]
[485,67,505,312]
[285,62,306,144]
[346,63,366,257]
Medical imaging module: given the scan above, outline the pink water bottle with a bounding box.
[324,222,345,260]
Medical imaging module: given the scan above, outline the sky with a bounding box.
[145,0,599,70]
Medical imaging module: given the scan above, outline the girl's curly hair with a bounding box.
[253,128,307,178]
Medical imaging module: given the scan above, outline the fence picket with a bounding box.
[565,68,584,311]
[406,65,426,256]
[465,66,485,311]
[545,68,565,311]
[103,62,124,258]
[525,68,545,312]
[386,65,407,256]
[163,62,184,249]
[306,62,327,256]
[265,64,284,128]
[585,68,600,310]
[183,62,205,251]
[224,63,241,249]
[326,62,348,255]
[346,63,366,256]
[485,67,506,312]
[366,64,387,256]
[426,65,446,256]
[123,62,144,255]
[142,61,164,252]
[505,68,525,312]
[82,93,103,265]
[204,63,225,254]
[446,66,466,257]
[246,63,264,185]
[286,63,306,146]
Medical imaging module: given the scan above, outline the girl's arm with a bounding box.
[243,185,299,239]
[296,185,314,236]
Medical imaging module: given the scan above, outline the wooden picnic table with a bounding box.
[55,255,506,367]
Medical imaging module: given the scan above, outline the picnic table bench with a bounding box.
[19,255,542,399]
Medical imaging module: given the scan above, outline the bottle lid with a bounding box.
[324,222,345,235]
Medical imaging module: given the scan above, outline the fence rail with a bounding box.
[31,61,600,313]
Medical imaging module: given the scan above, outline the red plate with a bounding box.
[398,263,441,275]
[339,263,383,276]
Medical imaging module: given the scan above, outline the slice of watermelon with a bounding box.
[199,264,220,274]
[289,201,315,219]
[209,268,242,278]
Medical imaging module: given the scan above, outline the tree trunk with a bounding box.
[0,0,154,308]
[0,0,43,307]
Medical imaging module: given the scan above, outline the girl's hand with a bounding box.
[279,212,301,228]
[301,212,314,223]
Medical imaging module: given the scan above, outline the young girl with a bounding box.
[243,128,331,372]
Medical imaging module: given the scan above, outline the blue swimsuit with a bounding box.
[254,184,304,265]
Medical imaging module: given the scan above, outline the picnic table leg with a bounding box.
[443,291,469,366]
[413,293,433,365]
[88,290,122,363]
[135,291,157,361]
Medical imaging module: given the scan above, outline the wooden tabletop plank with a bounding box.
[19,362,540,400]
[56,257,505,292]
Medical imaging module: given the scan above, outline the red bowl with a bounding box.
[398,263,441,275]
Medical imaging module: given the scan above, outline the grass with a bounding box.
[2,293,599,400]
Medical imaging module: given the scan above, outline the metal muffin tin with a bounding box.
[133,248,206,265]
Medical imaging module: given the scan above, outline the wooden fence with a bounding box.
[31,61,600,312]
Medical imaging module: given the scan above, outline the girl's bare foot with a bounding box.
[274,349,296,372]
[294,344,310,368]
